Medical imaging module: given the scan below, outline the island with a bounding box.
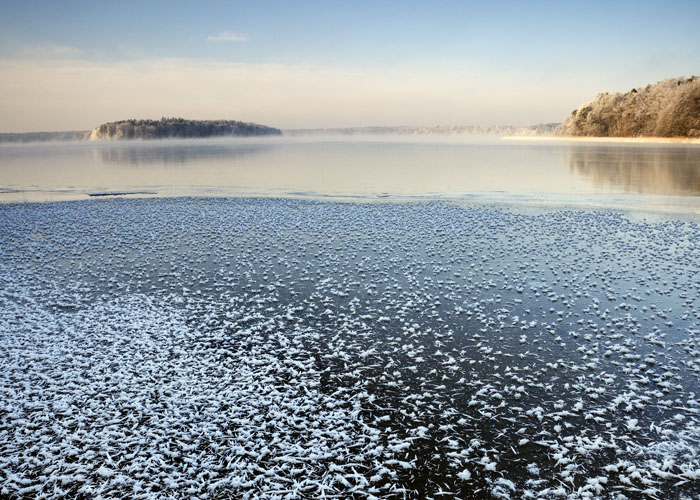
[87,118,282,140]
[557,76,700,138]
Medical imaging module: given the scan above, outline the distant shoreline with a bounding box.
[3,129,700,145]
[0,131,88,144]
[88,118,282,141]
[503,135,700,145]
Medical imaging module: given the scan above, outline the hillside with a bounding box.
[88,118,282,140]
[558,77,700,138]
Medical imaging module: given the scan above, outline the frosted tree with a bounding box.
[558,77,700,137]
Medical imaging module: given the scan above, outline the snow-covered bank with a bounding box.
[503,135,700,145]
[1,198,699,499]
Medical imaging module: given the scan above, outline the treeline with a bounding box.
[88,118,282,140]
[0,131,87,143]
[286,123,560,136]
[558,77,700,138]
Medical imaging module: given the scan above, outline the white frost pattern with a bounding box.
[0,198,699,499]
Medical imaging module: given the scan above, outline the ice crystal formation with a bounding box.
[1,198,699,499]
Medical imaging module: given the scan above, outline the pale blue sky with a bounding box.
[0,1,698,131]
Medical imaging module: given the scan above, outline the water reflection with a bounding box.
[568,145,700,195]
[1,138,700,204]
[95,141,274,166]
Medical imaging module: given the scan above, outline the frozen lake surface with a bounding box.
[1,197,699,499]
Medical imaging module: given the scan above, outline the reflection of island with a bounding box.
[568,146,700,195]
[95,142,275,166]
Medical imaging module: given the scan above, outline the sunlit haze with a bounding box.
[1,0,699,132]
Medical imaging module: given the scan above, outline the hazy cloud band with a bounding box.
[0,57,607,132]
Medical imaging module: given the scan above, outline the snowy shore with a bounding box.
[503,136,700,145]
[1,197,699,499]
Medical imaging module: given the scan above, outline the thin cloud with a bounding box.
[0,57,593,132]
[206,32,248,43]
[19,43,84,57]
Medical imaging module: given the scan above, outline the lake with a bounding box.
[1,137,699,498]
[1,136,699,214]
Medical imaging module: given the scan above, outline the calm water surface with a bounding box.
[0,136,699,212]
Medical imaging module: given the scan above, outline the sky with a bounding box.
[0,0,699,132]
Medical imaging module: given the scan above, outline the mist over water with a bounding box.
[0,137,699,211]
